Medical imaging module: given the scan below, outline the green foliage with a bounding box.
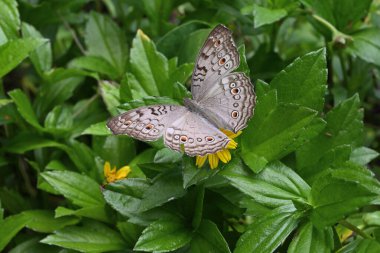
[1,0,380,252]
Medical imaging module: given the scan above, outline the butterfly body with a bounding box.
[107,24,256,156]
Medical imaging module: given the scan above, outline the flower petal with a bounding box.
[221,129,242,139]
[196,155,207,168]
[104,161,111,177]
[217,149,231,163]
[209,154,219,169]
[226,139,238,149]
[116,166,131,179]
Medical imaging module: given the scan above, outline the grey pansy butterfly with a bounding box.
[107,24,256,156]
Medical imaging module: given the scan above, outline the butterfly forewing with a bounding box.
[107,105,186,141]
[191,24,240,101]
[199,72,256,132]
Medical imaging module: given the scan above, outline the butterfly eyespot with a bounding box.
[231,111,239,119]
[214,39,221,47]
[230,82,236,88]
[180,136,188,142]
[218,51,224,58]
[206,136,215,142]
[174,135,180,140]
[219,58,226,65]
[234,95,241,100]
[151,129,159,134]
[225,62,231,69]
[233,103,239,107]
[197,138,203,142]
[124,120,132,126]
[188,138,194,143]
[145,124,154,130]
[231,88,240,95]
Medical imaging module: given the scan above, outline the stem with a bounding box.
[339,220,372,239]
[312,14,340,36]
[312,14,352,44]
[18,157,37,198]
[58,12,86,55]
[338,50,348,86]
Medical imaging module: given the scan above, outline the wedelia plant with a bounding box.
[1,0,380,253]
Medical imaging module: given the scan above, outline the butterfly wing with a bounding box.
[107,105,186,141]
[199,72,256,133]
[164,110,231,156]
[191,24,240,101]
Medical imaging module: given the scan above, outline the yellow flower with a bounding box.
[104,161,131,183]
[195,129,242,169]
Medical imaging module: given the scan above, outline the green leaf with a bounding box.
[139,170,187,212]
[301,0,372,31]
[296,95,363,178]
[0,38,46,78]
[82,121,111,136]
[134,217,192,252]
[21,22,52,74]
[182,157,218,189]
[93,135,136,167]
[338,238,380,253]
[41,170,105,208]
[223,162,310,208]
[22,210,79,233]
[8,89,42,130]
[34,69,85,116]
[117,221,143,248]
[269,48,327,111]
[0,213,30,251]
[41,221,127,252]
[5,133,64,154]
[44,105,73,135]
[254,5,287,28]
[85,12,128,78]
[178,29,211,65]
[310,166,379,228]
[348,28,380,67]
[350,147,379,166]
[99,80,120,115]
[7,237,57,253]
[69,55,118,79]
[363,211,380,226]
[157,21,209,59]
[55,206,109,223]
[288,222,334,253]
[0,0,20,43]
[235,45,250,76]
[129,29,169,97]
[191,219,231,253]
[103,178,150,216]
[234,205,299,253]
[154,147,183,163]
[241,89,317,172]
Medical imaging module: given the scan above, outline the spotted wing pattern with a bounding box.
[164,110,231,156]
[199,72,256,132]
[191,24,240,101]
[107,105,186,141]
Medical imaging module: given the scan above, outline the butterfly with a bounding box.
[107,24,256,156]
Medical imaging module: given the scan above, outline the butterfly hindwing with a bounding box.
[164,111,231,156]
[191,24,240,101]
